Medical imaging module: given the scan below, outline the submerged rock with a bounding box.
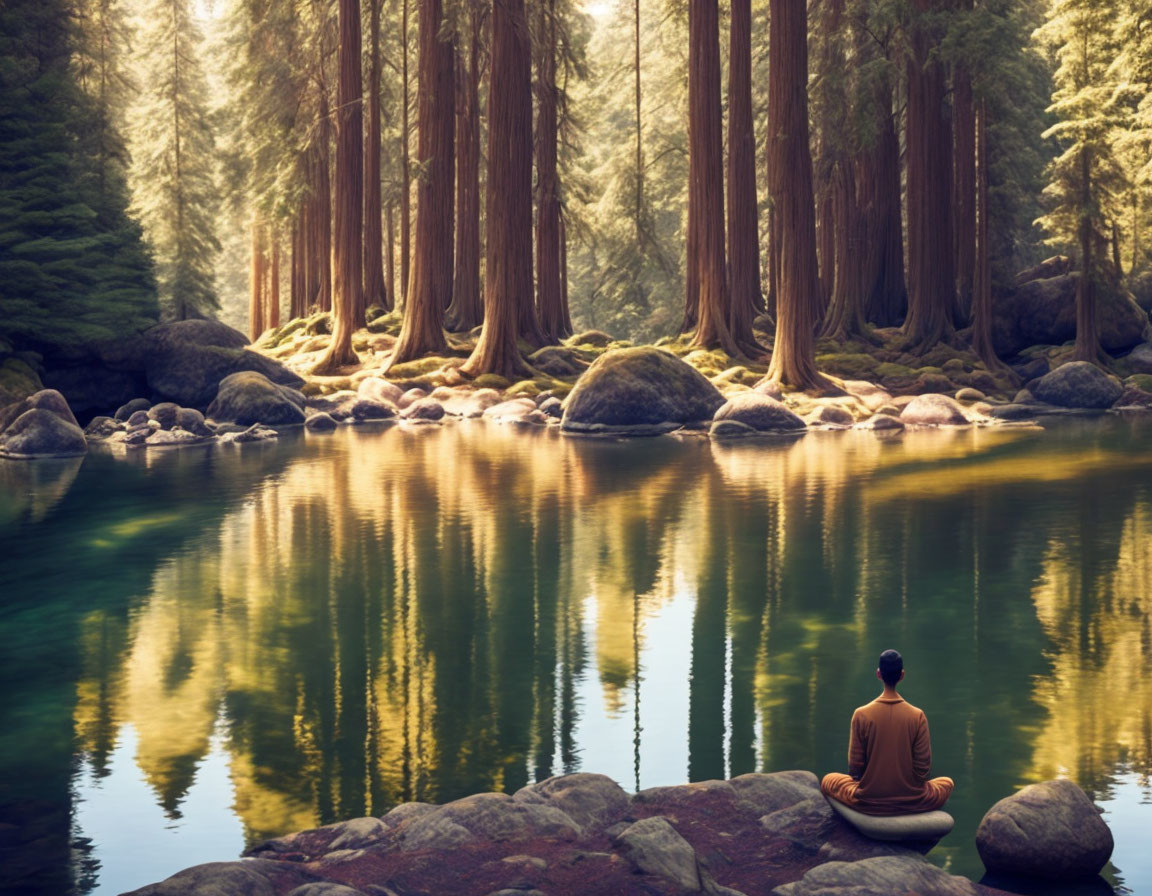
[1032,362,1123,409]
[305,412,339,432]
[207,371,307,426]
[975,779,1113,881]
[854,414,905,432]
[402,398,446,422]
[712,393,807,436]
[350,399,397,422]
[562,347,725,435]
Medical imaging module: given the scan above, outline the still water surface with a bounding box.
[2,420,1151,895]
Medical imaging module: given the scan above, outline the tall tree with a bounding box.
[461,0,536,378]
[902,0,956,350]
[389,0,455,365]
[685,0,738,355]
[726,0,765,353]
[861,68,907,327]
[131,0,220,320]
[536,0,568,344]
[314,0,364,372]
[971,97,1010,373]
[766,0,828,388]
[1035,0,1123,364]
[401,0,412,306]
[952,0,977,323]
[364,0,389,312]
[448,0,485,332]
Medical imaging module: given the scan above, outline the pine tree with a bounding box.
[129,0,220,320]
[0,0,157,355]
[1035,0,1125,363]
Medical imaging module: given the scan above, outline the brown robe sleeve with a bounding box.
[848,710,867,779]
[912,711,931,783]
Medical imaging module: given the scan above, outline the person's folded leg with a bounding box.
[821,772,861,806]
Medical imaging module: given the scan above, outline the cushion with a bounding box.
[825,796,955,842]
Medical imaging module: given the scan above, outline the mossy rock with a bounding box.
[920,344,963,368]
[507,380,543,398]
[270,318,307,346]
[567,329,615,348]
[472,373,512,390]
[654,336,675,347]
[1125,374,1152,392]
[386,355,456,379]
[301,382,327,397]
[365,304,389,323]
[875,362,917,379]
[942,358,967,373]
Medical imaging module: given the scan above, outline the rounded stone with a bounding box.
[1032,362,1124,409]
[900,394,970,426]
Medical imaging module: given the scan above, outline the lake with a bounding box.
[1,418,1150,895]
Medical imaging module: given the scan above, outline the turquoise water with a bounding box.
[1,419,1151,894]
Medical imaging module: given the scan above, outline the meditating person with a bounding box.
[821,649,954,816]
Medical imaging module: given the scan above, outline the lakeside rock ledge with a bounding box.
[126,772,1023,896]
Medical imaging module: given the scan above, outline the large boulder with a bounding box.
[900,393,970,426]
[0,388,80,433]
[993,272,1149,357]
[975,779,1113,880]
[562,347,726,435]
[0,408,88,458]
[1032,362,1123,409]
[710,393,807,438]
[773,856,980,896]
[207,372,307,426]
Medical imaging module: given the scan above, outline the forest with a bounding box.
[3,0,1151,399]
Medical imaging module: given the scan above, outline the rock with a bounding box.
[855,414,905,432]
[1015,255,1073,286]
[357,377,403,405]
[148,402,181,429]
[399,792,580,851]
[350,399,398,422]
[484,398,547,424]
[539,397,563,419]
[975,779,1113,880]
[1013,388,1036,403]
[398,388,427,409]
[207,371,307,426]
[1012,357,1049,384]
[985,404,1038,421]
[806,405,855,428]
[760,796,836,852]
[443,388,504,418]
[562,347,725,435]
[752,378,785,401]
[402,398,446,421]
[530,346,586,377]
[711,393,806,436]
[128,410,152,429]
[121,860,282,896]
[729,772,822,817]
[305,412,339,432]
[286,886,366,896]
[914,372,956,395]
[176,407,214,437]
[956,387,985,402]
[326,817,388,851]
[1032,362,1123,409]
[115,398,152,421]
[825,797,954,843]
[121,427,151,446]
[145,428,210,448]
[613,816,706,892]
[1114,386,1152,408]
[0,388,80,433]
[568,329,614,348]
[381,802,439,829]
[1123,342,1152,374]
[709,419,758,439]
[993,272,1149,357]
[772,856,980,896]
[900,394,970,426]
[0,408,88,458]
[514,773,630,832]
[221,424,279,444]
[84,416,122,439]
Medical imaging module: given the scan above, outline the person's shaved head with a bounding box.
[878,649,903,686]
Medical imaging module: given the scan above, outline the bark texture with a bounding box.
[972,97,1008,374]
[314,0,364,373]
[686,0,738,355]
[364,0,389,311]
[535,0,567,344]
[449,0,484,332]
[766,0,827,389]
[250,222,266,341]
[953,29,976,324]
[390,0,455,365]
[862,74,907,327]
[461,0,535,378]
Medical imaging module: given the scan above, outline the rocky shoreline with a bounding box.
[124,771,1114,896]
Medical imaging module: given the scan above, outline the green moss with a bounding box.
[304,312,332,336]
[507,380,542,398]
[875,362,917,379]
[942,358,966,373]
[386,355,455,379]
[472,373,511,390]
[1127,374,1152,392]
[816,353,880,379]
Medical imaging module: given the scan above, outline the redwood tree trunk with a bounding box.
[449,0,484,332]
[725,0,764,354]
[686,0,738,355]
[536,0,565,344]
[461,0,535,378]
[863,74,907,326]
[972,97,1008,374]
[385,200,396,311]
[953,23,976,325]
[364,0,389,311]
[401,0,412,306]
[1074,146,1100,363]
[820,159,867,340]
[766,0,827,389]
[389,0,454,365]
[269,237,281,330]
[903,1,955,350]
[290,212,303,319]
[250,222,265,341]
[314,0,364,373]
[315,88,333,314]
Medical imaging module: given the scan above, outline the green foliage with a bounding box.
[129,0,221,320]
[0,0,157,357]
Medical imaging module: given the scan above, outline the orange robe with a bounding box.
[820,695,953,816]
